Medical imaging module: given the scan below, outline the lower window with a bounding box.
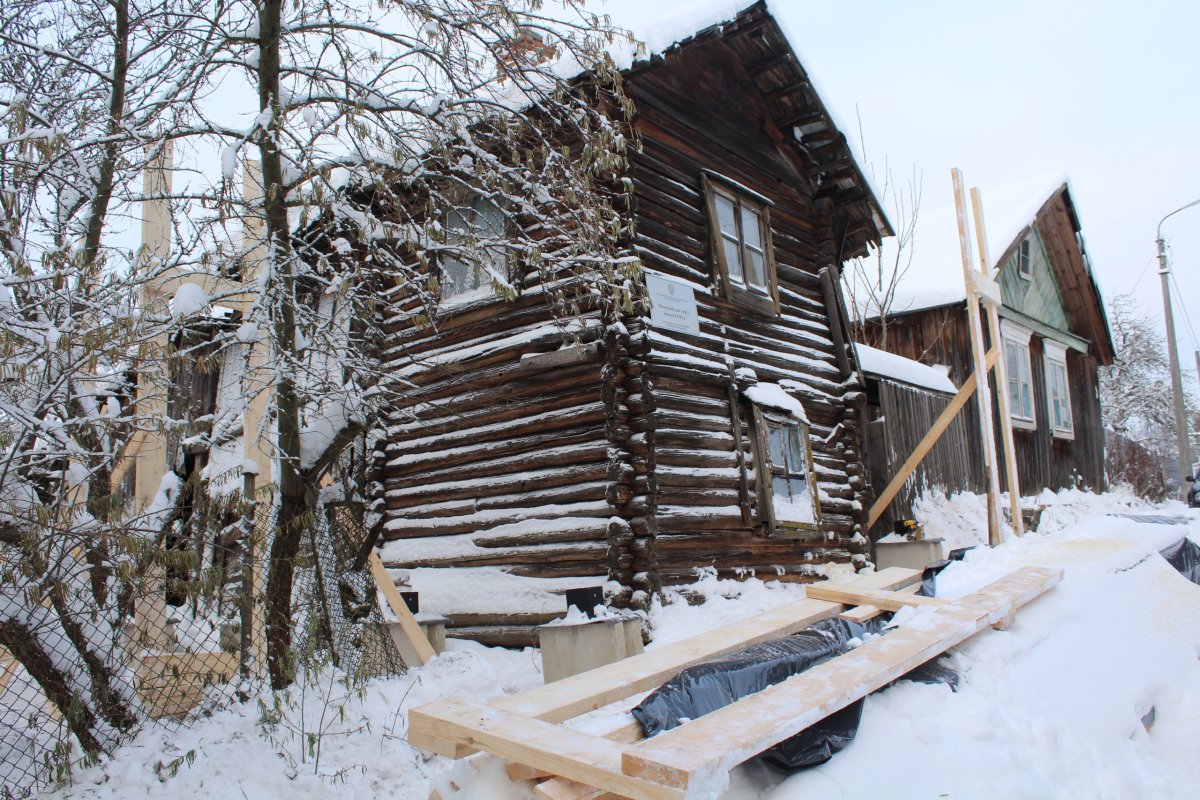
[753,408,820,533]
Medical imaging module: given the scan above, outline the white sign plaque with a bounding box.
[646,273,700,335]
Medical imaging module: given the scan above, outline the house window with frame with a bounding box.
[1017,235,1034,281]
[750,403,820,534]
[1043,340,1074,438]
[1001,321,1036,428]
[441,196,506,304]
[702,172,779,315]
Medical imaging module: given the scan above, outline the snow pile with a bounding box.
[41,489,1200,800]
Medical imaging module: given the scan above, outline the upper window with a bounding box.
[1043,340,1074,438]
[441,197,505,304]
[1017,236,1033,281]
[750,404,820,535]
[702,173,779,315]
[1001,321,1036,428]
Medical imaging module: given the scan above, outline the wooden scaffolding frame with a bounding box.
[408,564,1061,800]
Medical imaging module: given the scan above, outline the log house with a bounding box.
[365,2,892,644]
[860,183,1114,528]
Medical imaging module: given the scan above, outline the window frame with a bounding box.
[1001,320,1037,429]
[1017,235,1034,281]
[1043,339,1074,439]
[439,195,508,307]
[749,405,820,537]
[701,172,780,316]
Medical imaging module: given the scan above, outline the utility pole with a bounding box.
[1156,198,1200,495]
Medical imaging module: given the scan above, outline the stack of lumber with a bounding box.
[408,564,1062,800]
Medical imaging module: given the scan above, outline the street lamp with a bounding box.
[1156,198,1200,495]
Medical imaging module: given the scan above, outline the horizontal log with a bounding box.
[445,626,541,649]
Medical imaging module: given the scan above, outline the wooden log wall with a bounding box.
[862,304,1107,513]
[366,19,885,643]
[621,37,870,584]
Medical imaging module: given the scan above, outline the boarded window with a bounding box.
[1001,321,1036,428]
[701,172,779,315]
[751,407,819,535]
[1044,340,1074,438]
[442,196,506,304]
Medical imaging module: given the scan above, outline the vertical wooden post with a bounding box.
[952,169,1004,546]
[969,188,1024,536]
[131,141,174,512]
[239,161,271,679]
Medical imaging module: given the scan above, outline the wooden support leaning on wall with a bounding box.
[866,347,999,528]
[952,168,1005,546]
[368,551,436,666]
[969,187,1024,536]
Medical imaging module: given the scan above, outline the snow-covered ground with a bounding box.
[43,487,1200,799]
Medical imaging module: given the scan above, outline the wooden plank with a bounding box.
[953,168,1004,545]
[533,777,622,800]
[970,186,1023,536]
[621,566,1062,794]
[532,713,649,797]
[0,648,18,694]
[867,346,1000,527]
[137,650,239,679]
[369,551,436,666]
[489,567,920,724]
[806,584,947,612]
[409,697,684,800]
[838,583,920,623]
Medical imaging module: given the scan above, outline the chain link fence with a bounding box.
[0,484,404,796]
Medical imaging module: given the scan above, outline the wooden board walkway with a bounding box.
[409,565,1061,800]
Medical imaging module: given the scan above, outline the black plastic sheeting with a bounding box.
[1160,537,1200,584]
[921,546,974,597]
[632,609,960,771]
[632,617,873,739]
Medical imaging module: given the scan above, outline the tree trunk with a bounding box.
[256,0,308,690]
[0,618,106,758]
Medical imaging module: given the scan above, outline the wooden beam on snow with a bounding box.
[805,584,948,611]
[620,567,1062,794]
[409,697,684,800]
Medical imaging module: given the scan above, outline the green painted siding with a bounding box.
[998,230,1070,334]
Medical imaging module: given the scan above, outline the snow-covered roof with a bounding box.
[870,172,1073,318]
[855,342,956,394]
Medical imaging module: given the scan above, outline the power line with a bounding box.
[1169,271,1200,352]
[1130,250,1157,294]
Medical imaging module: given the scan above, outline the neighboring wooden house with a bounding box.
[859,183,1113,528]
[856,342,980,536]
[365,2,891,644]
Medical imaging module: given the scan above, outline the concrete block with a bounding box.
[538,614,644,684]
[874,538,946,571]
[386,614,448,667]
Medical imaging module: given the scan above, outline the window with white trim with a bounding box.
[750,407,820,534]
[701,173,779,315]
[1017,235,1033,280]
[441,196,506,304]
[1001,321,1036,428]
[1043,340,1074,438]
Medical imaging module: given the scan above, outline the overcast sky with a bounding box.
[598,0,1200,359]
